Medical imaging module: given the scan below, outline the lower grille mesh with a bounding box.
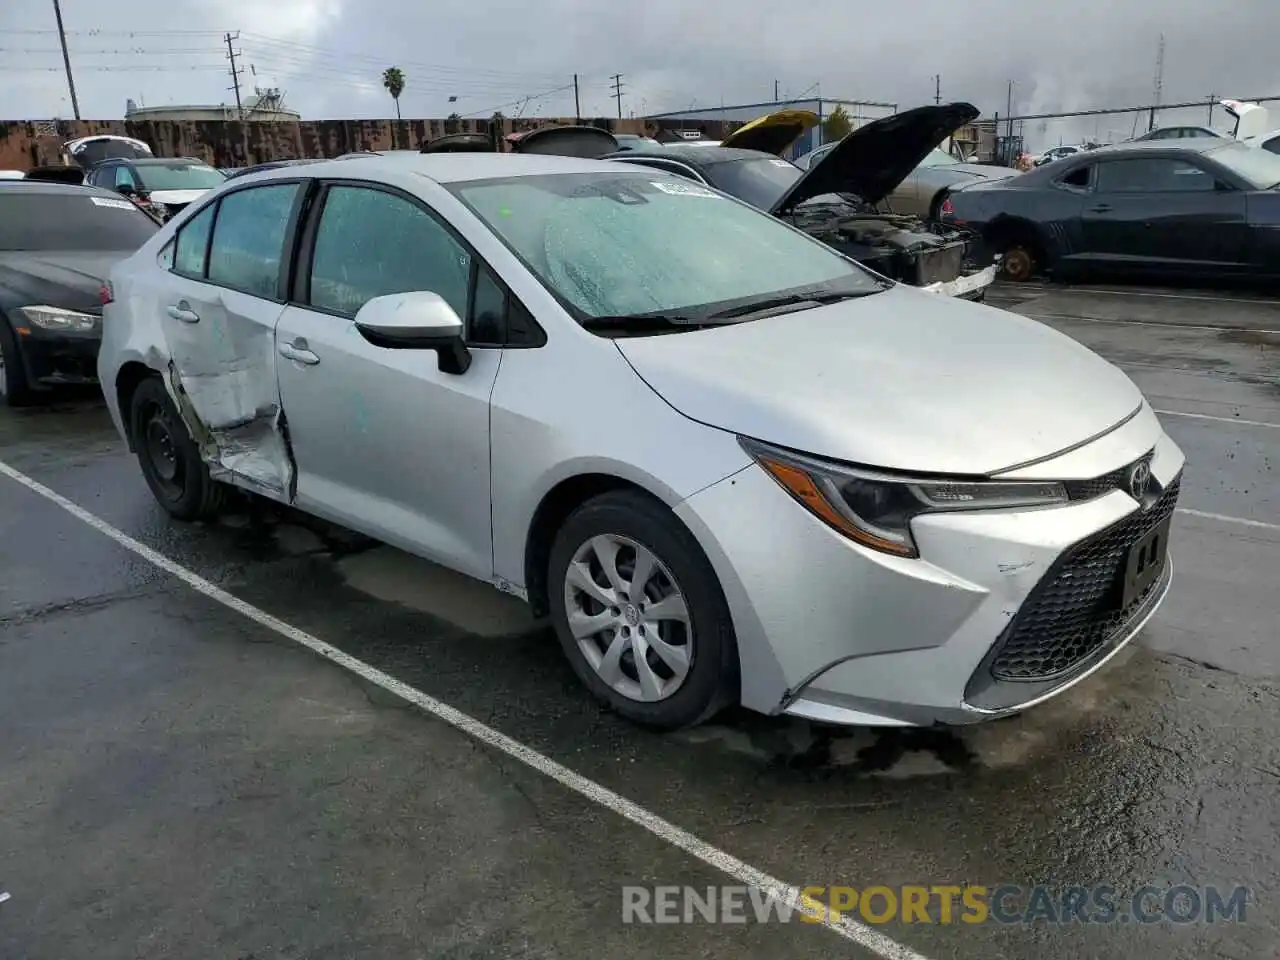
[989,475,1181,681]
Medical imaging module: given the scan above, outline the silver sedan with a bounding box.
[98,153,1184,730]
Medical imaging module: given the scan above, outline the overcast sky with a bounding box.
[3,0,1277,148]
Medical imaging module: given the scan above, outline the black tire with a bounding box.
[0,319,37,408]
[128,376,226,521]
[548,490,739,730]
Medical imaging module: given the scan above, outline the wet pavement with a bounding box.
[1,281,1277,960]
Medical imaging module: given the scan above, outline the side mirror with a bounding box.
[1215,180,1236,192]
[354,291,472,374]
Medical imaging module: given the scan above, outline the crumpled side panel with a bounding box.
[161,298,295,500]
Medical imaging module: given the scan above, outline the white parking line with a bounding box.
[0,458,929,960]
[1176,508,1280,532]
[1154,409,1280,430]
[1020,312,1280,335]
[1036,287,1280,307]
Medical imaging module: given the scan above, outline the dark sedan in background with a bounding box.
[0,182,159,405]
[942,138,1280,282]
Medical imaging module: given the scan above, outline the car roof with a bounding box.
[604,145,770,166]
[239,152,642,185]
[0,179,118,197]
[1087,138,1230,157]
[121,157,213,166]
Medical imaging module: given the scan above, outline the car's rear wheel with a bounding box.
[0,320,36,407]
[129,376,225,520]
[548,490,738,730]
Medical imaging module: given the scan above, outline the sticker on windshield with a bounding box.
[650,180,720,198]
[90,196,138,211]
[768,158,793,167]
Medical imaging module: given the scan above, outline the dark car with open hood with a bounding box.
[0,181,160,406]
[603,103,999,299]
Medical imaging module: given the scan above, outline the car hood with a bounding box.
[771,102,980,214]
[508,125,619,158]
[147,188,209,206]
[614,285,1143,475]
[720,109,820,156]
[0,251,128,314]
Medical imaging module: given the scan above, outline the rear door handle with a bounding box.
[1089,203,1112,213]
[278,338,320,365]
[166,301,199,323]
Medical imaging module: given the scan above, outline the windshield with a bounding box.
[699,156,803,211]
[1210,142,1280,188]
[0,192,159,250]
[135,163,227,192]
[921,148,959,167]
[448,171,878,324]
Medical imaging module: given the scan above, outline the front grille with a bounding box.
[914,243,965,286]
[988,474,1181,681]
[1064,450,1154,501]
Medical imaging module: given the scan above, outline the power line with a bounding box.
[225,31,244,119]
[610,73,624,119]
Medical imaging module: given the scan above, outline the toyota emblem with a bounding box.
[1127,460,1152,501]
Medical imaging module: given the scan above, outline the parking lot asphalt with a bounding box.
[1,281,1277,960]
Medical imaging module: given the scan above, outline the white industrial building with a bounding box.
[646,96,897,158]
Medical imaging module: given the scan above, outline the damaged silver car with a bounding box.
[99,155,1182,732]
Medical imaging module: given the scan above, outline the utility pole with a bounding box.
[573,74,580,123]
[50,0,80,120]
[774,79,780,102]
[1149,33,1165,132]
[1005,79,1015,155]
[610,73,624,119]
[225,31,245,120]
[934,75,941,105]
[1205,92,1216,126]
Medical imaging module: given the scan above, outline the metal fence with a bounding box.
[983,94,1280,161]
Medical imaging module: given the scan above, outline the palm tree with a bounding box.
[382,67,405,120]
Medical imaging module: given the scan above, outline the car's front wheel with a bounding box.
[129,376,226,520]
[548,490,739,729]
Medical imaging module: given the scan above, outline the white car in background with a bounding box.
[97,153,1183,731]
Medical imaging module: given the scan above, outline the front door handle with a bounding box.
[278,338,320,365]
[1089,203,1112,213]
[166,301,199,323]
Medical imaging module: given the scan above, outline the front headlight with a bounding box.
[16,305,99,332]
[739,437,1067,558]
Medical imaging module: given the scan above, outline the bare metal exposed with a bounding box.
[97,152,1185,729]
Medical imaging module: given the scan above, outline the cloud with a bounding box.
[2,0,1277,149]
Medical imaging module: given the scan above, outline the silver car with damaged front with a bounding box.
[98,153,1185,730]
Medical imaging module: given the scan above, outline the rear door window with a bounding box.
[206,183,300,298]
[1094,158,1214,193]
[173,204,215,277]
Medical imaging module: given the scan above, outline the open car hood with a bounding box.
[1222,99,1270,140]
[506,125,618,158]
[422,133,494,153]
[720,109,819,156]
[769,102,979,214]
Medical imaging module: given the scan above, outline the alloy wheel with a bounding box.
[563,534,693,703]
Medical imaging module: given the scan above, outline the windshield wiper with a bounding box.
[705,287,885,321]
[580,313,724,333]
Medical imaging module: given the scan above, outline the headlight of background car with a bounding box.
[739,437,1067,558]
[16,305,99,332]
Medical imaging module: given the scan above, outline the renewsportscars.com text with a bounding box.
[621,884,1249,926]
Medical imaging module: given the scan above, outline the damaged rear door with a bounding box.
[159,179,308,499]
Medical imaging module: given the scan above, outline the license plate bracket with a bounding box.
[1120,516,1172,609]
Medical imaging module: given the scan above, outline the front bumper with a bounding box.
[921,263,997,300]
[674,408,1185,727]
[13,324,102,388]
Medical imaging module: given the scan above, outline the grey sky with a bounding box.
[3,0,1277,148]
